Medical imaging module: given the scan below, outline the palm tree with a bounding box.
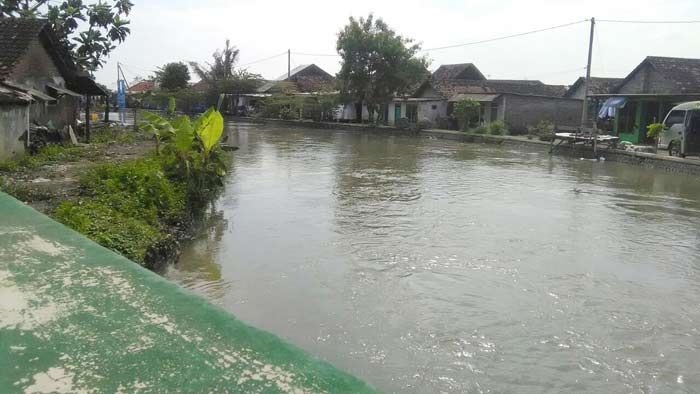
[190,39,240,84]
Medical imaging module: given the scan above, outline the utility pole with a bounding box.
[581,17,596,155]
[287,49,291,79]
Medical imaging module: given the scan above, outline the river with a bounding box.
[164,122,700,393]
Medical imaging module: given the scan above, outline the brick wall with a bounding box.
[501,94,583,134]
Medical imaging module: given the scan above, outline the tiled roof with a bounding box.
[0,18,48,79]
[646,56,700,93]
[431,79,567,99]
[128,80,156,93]
[565,77,623,97]
[432,63,486,81]
[258,64,335,93]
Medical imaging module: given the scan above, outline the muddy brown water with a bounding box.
[164,122,700,393]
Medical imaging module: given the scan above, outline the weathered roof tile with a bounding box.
[0,18,48,80]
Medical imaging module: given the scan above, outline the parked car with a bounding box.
[658,101,700,157]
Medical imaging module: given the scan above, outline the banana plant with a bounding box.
[139,111,174,155]
[193,108,224,159]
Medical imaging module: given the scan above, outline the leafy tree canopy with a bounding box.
[0,0,134,71]
[155,62,191,92]
[336,14,428,120]
[189,39,262,94]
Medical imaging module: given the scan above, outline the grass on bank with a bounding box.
[0,127,137,172]
[0,109,228,268]
[54,157,187,264]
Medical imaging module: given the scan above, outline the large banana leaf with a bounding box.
[171,115,194,155]
[195,109,224,155]
[141,111,174,136]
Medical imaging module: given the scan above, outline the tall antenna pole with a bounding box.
[287,49,291,79]
[581,18,596,154]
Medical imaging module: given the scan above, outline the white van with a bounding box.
[658,101,700,157]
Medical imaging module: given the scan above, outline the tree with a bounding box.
[453,98,481,131]
[336,14,428,122]
[190,39,240,84]
[189,39,263,107]
[0,0,134,71]
[155,62,191,91]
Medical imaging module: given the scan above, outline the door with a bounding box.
[394,104,401,122]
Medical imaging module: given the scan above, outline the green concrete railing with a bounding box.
[0,192,374,393]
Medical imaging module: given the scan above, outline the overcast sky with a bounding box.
[94,0,700,89]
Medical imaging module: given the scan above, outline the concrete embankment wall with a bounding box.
[235,117,700,176]
[0,191,374,393]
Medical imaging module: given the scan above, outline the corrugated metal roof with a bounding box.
[47,83,81,97]
[2,81,56,102]
[0,85,32,104]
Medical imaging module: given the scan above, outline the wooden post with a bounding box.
[85,95,91,143]
[104,93,110,123]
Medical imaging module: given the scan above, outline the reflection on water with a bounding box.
[165,122,700,393]
[163,207,231,304]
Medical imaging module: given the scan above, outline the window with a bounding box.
[431,105,437,110]
[664,110,686,127]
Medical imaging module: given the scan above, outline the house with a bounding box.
[588,56,700,144]
[257,64,336,94]
[127,79,156,94]
[244,64,337,117]
[0,18,106,159]
[565,77,623,99]
[391,63,581,133]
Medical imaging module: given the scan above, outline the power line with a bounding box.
[290,19,591,58]
[597,19,700,24]
[239,51,288,68]
[421,19,589,52]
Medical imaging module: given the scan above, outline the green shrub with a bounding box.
[527,120,555,141]
[453,98,480,131]
[488,121,508,135]
[80,158,187,225]
[54,200,162,264]
[646,122,664,139]
[90,128,136,144]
